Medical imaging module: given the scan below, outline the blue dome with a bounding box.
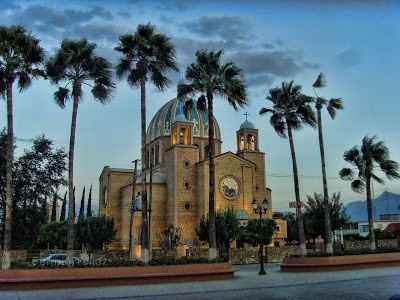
[240,120,255,129]
[146,98,221,143]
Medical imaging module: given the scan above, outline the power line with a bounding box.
[267,173,341,180]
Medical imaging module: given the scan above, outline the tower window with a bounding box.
[184,182,191,190]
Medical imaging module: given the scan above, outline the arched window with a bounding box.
[151,147,155,167]
[155,143,160,165]
[204,145,209,158]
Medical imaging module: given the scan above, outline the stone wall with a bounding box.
[0,250,27,264]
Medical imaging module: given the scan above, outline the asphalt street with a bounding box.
[1,264,400,300]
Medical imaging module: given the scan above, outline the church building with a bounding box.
[99,95,274,250]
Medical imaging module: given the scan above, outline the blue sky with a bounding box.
[1,0,399,212]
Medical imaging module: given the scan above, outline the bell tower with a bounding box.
[171,97,193,146]
[236,114,271,219]
[236,113,259,153]
[165,96,199,243]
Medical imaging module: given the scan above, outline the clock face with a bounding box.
[220,177,240,199]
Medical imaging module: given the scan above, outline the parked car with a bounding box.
[33,253,68,266]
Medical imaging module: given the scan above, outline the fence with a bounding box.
[344,239,399,251]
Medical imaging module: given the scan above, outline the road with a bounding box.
[2,264,400,300]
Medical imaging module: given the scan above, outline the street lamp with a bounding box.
[252,198,269,275]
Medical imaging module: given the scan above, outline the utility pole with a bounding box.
[148,161,153,260]
[129,159,139,258]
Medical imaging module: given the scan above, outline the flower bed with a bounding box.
[281,252,400,272]
[0,262,235,290]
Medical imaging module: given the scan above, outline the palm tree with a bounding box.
[0,25,44,269]
[312,73,343,255]
[339,136,400,250]
[115,23,178,262]
[178,50,247,258]
[259,81,316,256]
[46,39,114,258]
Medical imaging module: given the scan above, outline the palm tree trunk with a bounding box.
[140,80,149,263]
[2,80,14,270]
[207,91,217,259]
[287,124,307,256]
[128,160,138,257]
[366,176,376,251]
[148,161,153,260]
[67,93,79,258]
[317,108,333,254]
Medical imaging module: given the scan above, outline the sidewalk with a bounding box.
[1,264,400,300]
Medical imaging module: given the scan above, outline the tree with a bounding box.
[46,39,115,258]
[76,216,116,256]
[60,192,67,222]
[243,218,276,274]
[12,136,66,249]
[87,185,92,218]
[259,81,316,255]
[197,208,241,254]
[38,221,67,250]
[78,186,85,221]
[115,23,178,262]
[312,72,344,254]
[303,193,348,239]
[160,225,182,254]
[0,25,45,269]
[50,193,58,222]
[281,212,298,243]
[340,136,400,250]
[179,50,247,258]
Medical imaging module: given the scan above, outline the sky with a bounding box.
[0,0,400,213]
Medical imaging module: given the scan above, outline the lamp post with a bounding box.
[252,198,269,275]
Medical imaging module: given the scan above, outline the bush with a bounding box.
[149,256,226,266]
[289,247,400,258]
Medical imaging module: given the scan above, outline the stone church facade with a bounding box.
[99,96,274,250]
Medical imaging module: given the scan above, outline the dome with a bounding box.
[146,98,221,143]
[240,119,255,129]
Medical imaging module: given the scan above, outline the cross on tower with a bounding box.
[244,112,249,121]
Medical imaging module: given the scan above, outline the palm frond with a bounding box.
[259,107,275,115]
[177,83,193,98]
[327,98,343,119]
[343,147,361,164]
[196,95,207,111]
[312,72,327,88]
[351,179,365,193]
[371,173,384,184]
[339,168,354,181]
[380,160,400,180]
[54,87,70,108]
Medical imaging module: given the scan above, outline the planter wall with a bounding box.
[281,252,400,272]
[0,263,234,290]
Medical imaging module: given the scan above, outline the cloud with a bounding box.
[183,16,251,46]
[334,49,362,70]
[13,4,114,34]
[157,0,198,11]
[229,50,319,85]
[69,23,125,44]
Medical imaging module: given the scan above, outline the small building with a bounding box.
[272,212,287,247]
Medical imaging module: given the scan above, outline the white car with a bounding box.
[36,253,67,266]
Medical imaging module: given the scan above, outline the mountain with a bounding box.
[344,191,400,222]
